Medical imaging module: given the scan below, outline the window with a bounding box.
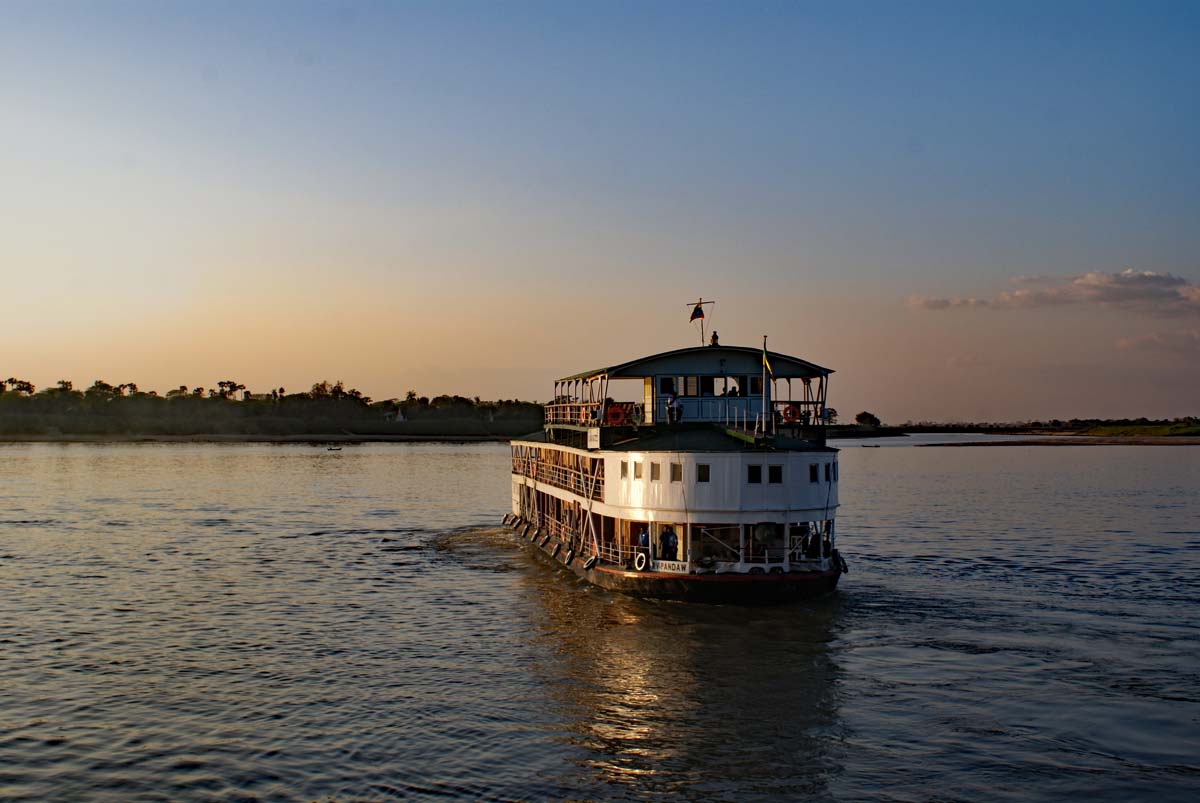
[621,461,628,479]
[768,465,783,484]
[809,463,819,483]
[670,462,682,482]
[824,463,831,482]
[833,463,838,481]
[634,461,643,479]
[650,462,661,481]
[748,465,762,484]
[683,376,700,397]
[658,377,675,394]
[750,376,764,395]
[699,376,716,396]
[697,464,711,483]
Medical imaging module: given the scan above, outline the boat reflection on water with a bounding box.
[519,561,846,800]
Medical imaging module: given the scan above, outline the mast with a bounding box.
[761,334,768,436]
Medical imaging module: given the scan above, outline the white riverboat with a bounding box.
[504,331,845,604]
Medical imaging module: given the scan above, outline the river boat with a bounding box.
[505,327,845,604]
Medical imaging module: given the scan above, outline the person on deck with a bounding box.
[635,526,651,565]
[670,393,683,424]
[660,526,678,561]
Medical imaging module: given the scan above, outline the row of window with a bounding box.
[658,375,765,398]
[618,460,837,485]
[621,460,696,482]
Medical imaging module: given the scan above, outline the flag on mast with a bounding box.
[689,298,705,322]
[762,342,774,379]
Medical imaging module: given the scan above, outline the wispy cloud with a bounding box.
[906,295,989,310]
[1115,329,1200,355]
[910,269,1200,317]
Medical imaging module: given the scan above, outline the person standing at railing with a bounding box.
[636,525,651,565]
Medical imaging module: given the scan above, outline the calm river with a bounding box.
[1,440,1197,802]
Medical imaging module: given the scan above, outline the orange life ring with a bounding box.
[782,404,801,423]
[605,405,627,426]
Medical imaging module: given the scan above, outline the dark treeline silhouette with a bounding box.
[899,417,1200,436]
[0,378,542,438]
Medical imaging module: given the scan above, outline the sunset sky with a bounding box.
[2,1,1197,421]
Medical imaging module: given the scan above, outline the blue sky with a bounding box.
[2,1,1197,419]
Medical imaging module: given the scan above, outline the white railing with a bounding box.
[544,401,644,428]
[512,457,604,500]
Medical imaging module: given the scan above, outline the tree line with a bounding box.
[0,377,542,437]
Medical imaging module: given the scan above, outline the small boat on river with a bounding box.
[505,319,845,604]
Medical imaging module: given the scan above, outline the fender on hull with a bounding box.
[516,526,840,605]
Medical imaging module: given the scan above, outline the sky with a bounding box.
[1,0,1197,421]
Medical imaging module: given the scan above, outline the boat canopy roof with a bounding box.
[556,345,833,384]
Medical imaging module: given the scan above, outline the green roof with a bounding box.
[555,345,832,384]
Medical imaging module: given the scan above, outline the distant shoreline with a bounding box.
[0,433,522,445]
[917,436,1200,447]
[3,432,1198,446]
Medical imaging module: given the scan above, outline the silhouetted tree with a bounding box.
[855,411,881,427]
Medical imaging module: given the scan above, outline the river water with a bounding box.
[0,440,1197,802]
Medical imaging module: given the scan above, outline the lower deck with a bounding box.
[505,511,843,603]
[512,478,841,576]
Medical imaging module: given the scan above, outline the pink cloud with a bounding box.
[906,295,989,310]
[911,269,1200,317]
[1115,329,1200,354]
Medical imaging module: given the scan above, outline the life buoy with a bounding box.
[563,549,574,564]
[633,552,649,572]
[550,542,561,558]
[582,555,598,571]
[605,405,626,426]
[782,404,801,423]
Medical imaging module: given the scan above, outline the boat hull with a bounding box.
[512,521,841,605]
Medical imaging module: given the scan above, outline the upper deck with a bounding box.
[543,344,833,448]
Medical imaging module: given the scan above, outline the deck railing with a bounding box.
[512,457,604,501]
[544,402,602,426]
[597,541,633,566]
[544,401,645,428]
[538,515,584,548]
